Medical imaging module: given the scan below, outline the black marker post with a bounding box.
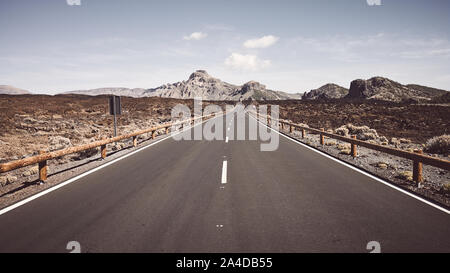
[109,95,122,137]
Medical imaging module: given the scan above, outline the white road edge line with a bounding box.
[248,113,450,215]
[221,161,228,184]
[0,114,223,216]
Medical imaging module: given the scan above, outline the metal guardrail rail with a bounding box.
[251,111,450,184]
[0,113,217,181]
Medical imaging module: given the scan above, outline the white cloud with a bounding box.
[243,35,279,49]
[183,32,207,41]
[224,53,271,71]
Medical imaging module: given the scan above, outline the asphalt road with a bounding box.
[0,108,449,253]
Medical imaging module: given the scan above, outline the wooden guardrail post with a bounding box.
[413,150,423,184]
[289,125,293,133]
[351,135,357,157]
[165,127,169,134]
[301,129,305,138]
[320,128,324,145]
[101,138,107,159]
[151,130,156,139]
[133,136,137,147]
[38,150,47,182]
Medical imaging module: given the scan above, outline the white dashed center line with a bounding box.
[221,160,227,184]
[225,136,229,143]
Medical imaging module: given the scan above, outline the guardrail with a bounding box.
[0,113,217,182]
[251,112,450,185]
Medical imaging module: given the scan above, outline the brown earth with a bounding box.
[0,94,229,162]
[266,99,450,144]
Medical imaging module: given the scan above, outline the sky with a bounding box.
[0,0,449,94]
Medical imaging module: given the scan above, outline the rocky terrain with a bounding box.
[0,94,229,164]
[301,77,448,103]
[0,85,31,95]
[431,91,450,103]
[345,77,447,102]
[302,83,348,100]
[65,70,301,101]
[273,99,449,143]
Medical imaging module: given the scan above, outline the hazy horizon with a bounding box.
[1,0,449,94]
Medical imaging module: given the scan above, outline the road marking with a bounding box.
[248,113,450,215]
[225,136,229,143]
[0,114,224,217]
[221,160,228,184]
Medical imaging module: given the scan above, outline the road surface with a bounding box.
[0,108,449,252]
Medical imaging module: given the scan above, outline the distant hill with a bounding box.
[406,84,447,98]
[302,83,348,100]
[65,87,148,98]
[64,70,301,101]
[345,77,448,102]
[430,92,450,103]
[0,85,31,95]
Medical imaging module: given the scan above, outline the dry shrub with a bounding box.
[335,126,349,136]
[442,183,450,193]
[335,123,379,141]
[397,171,413,181]
[424,135,450,155]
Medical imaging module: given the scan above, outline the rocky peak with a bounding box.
[347,77,417,102]
[188,70,211,81]
[240,81,266,94]
[302,83,348,100]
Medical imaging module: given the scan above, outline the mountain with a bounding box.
[65,87,148,98]
[145,70,240,100]
[430,92,450,103]
[0,85,31,95]
[230,81,299,101]
[64,70,301,101]
[406,84,447,98]
[302,83,348,100]
[345,77,448,102]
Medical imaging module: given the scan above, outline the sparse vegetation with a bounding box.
[442,183,450,193]
[275,100,450,143]
[335,123,389,143]
[396,171,413,181]
[424,135,450,155]
[376,162,388,169]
